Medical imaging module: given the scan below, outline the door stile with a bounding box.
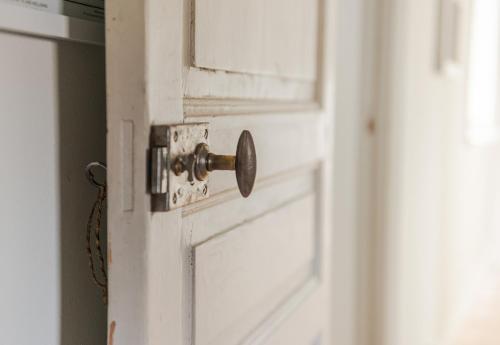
[106,0,185,344]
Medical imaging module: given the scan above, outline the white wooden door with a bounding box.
[106,1,335,344]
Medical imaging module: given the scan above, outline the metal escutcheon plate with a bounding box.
[150,123,209,212]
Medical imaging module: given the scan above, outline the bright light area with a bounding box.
[467,0,500,145]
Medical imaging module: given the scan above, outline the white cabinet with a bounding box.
[0,8,106,345]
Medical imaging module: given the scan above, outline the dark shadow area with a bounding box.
[57,39,107,345]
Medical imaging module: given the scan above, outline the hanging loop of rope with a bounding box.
[85,161,108,304]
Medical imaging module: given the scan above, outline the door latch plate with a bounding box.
[150,123,209,212]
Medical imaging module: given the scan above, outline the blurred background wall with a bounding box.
[335,0,500,344]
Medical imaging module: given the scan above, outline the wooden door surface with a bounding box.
[106,1,335,344]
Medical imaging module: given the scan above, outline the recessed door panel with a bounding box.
[193,195,317,345]
[193,0,319,80]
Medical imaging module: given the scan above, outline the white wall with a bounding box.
[0,31,106,345]
[375,1,451,343]
[333,0,377,344]
[372,0,500,344]
[333,0,363,342]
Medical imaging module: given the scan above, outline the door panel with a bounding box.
[184,170,322,345]
[192,195,317,345]
[184,0,322,104]
[193,0,319,80]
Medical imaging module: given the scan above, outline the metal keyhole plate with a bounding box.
[150,123,209,211]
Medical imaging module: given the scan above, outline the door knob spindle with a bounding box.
[172,130,257,198]
[194,130,257,198]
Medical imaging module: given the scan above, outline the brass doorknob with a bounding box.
[193,130,257,197]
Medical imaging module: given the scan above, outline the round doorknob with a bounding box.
[194,130,257,197]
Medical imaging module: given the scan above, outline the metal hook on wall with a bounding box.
[85,161,107,188]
